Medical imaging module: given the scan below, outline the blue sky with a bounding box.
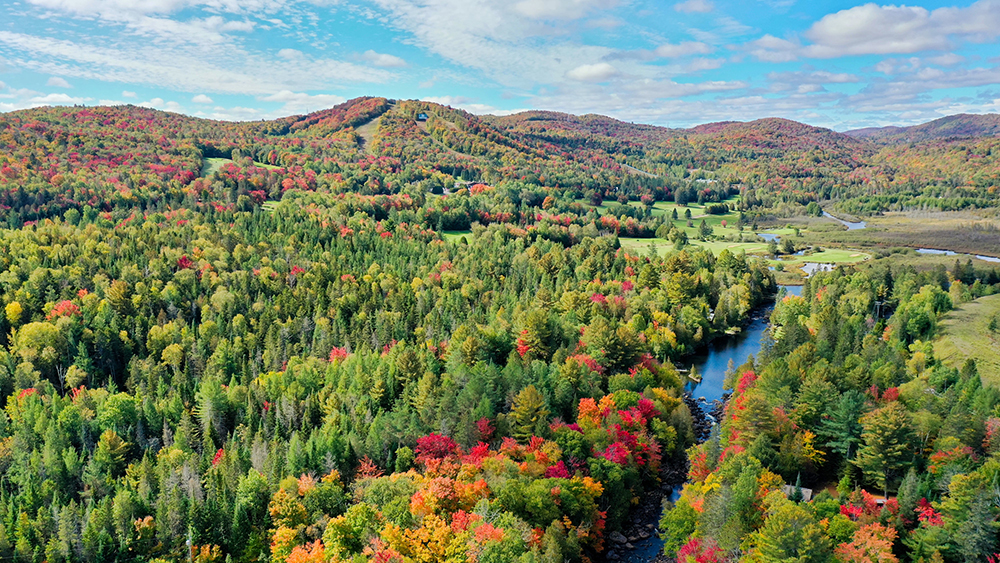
[1,0,999,130]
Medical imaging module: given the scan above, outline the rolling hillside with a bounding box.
[1,99,999,224]
[846,113,1000,143]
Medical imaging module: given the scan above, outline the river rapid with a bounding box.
[607,285,802,562]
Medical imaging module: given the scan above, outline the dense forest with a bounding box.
[663,261,1000,563]
[0,196,776,562]
[0,98,999,562]
[2,98,1000,226]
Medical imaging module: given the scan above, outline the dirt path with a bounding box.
[355,117,381,154]
[622,163,658,177]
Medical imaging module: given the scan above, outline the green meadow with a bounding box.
[935,293,1000,388]
[201,157,282,177]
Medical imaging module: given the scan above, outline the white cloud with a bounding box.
[360,50,407,68]
[566,62,619,82]
[122,90,137,98]
[835,63,1000,121]
[687,15,753,43]
[654,42,713,58]
[138,97,183,112]
[29,92,89,104]
[713,15,752,37]
[606,41,713,63]
[421,95,527,115]
[803,4,949,57]
[873,57,923,75]
[121,15,256,47]
[0,31,393,96]
[46,76,72,88]
[586,17,622,29]
[767,70,859,85]
[674,0,712,13]
[196,105,269,121]
[371,0,615,86]
[796,84,824,94]
[261,90,346,113]
[192,94,213,103]
[748,1,1000,62]
[928,53,965,67]
[512,0,618,20]
[28,0,196,17]
[745,34,801,62]
[278,48,303,60]
[1,0,396,108]
[525,79,834,128]
[421,95,468,106]
[683,58,725,72]
[940,97,1000,115]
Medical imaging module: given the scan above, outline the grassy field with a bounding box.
[202,157,281,177]
[793,248,870,264]
[636,195,742,219]
[618,235,872,262]
[581,195,741,219]
[617,237,772,257]
[760,227,800,237]
[442,230,472,243]
[858,250,1000,272]
[769,249,872,279]
[795,211,1000,258]
[934,293,1000,388]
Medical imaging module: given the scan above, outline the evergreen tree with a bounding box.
[510,385,550,442]
[747,493,832,563]
[853,402,915,497]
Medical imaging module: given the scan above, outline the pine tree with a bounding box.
[748,493,832,563]
[853,402,915,497]
[956,494,997,562]
[511,385,550,443]
[819,389,866,462]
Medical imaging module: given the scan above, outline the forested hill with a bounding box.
[2,98,1000,224]
[2,96,1000,563]
[846,113,1000,143]
[0,96,788,563]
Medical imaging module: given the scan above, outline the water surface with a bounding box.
[822,211,866,230]
[916,248,1000,263]
[684,285,800,402]
[623,285,800,562]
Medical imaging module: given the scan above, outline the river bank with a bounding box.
[604,285,800,562]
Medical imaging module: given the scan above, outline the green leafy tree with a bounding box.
[746,492,833,563]
[853,402,915,497]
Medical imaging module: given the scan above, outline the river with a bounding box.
[617,284,802,563]
[684,285,802,403]
[916,248,1000,263]
[822,211,866,230]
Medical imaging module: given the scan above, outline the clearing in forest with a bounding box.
[354,116,380,153]
[934,293,1000,387]
[201,157,280,177]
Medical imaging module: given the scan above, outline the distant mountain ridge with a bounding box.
[1,97,999,222]
[845,113,1000,143]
